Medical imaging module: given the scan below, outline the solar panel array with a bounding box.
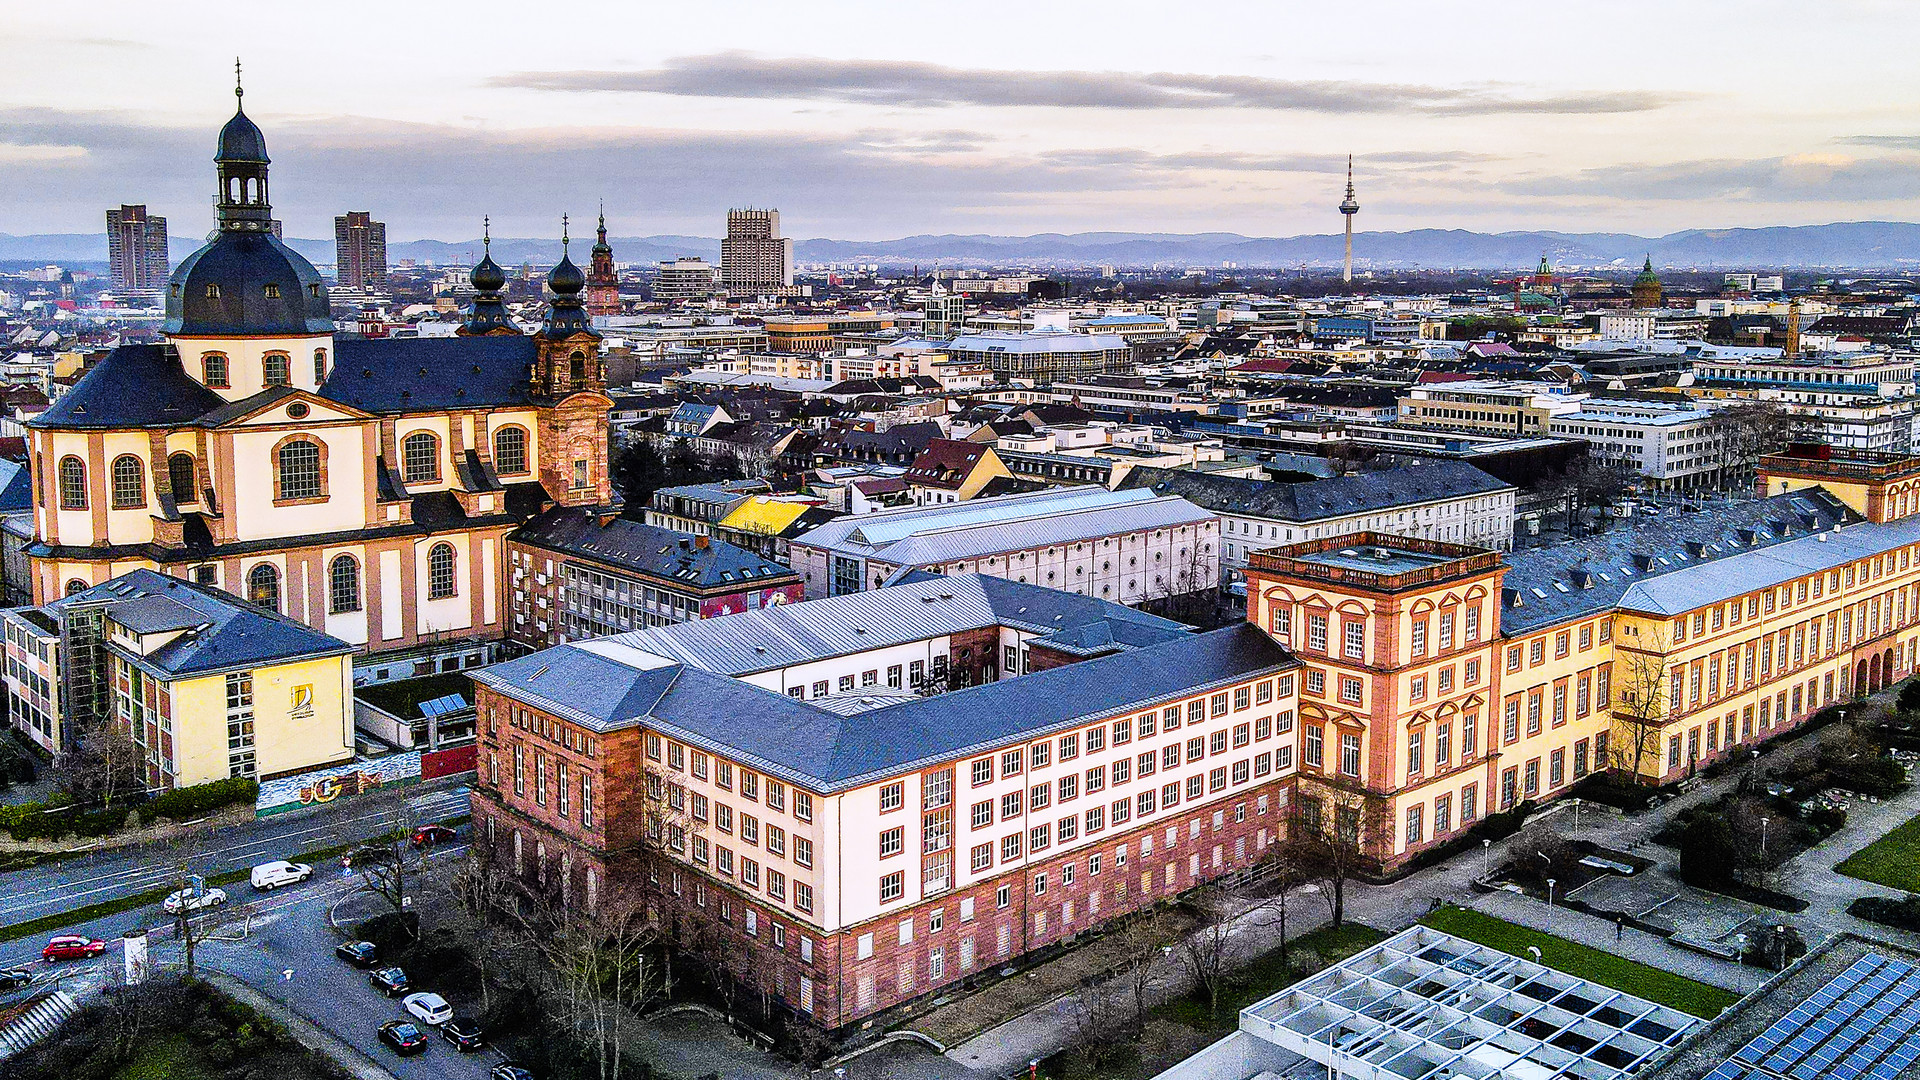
[1705,953,1920,1080]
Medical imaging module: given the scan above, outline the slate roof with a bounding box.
[1500,490,1855,635]
[323,335,544,413]
[164,231,332,337]
[47,568,351,679]
[794,485,1215,566]
[1618,513,1920,616]
[1117,462,1511,524]
[31,345,227,429]
[602,571,1186,676]
[479,620,1292,791]
[510,507,795,590]
[0,458,31,513]
[905,439,994,489]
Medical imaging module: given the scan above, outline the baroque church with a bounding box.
[25,79,618,673]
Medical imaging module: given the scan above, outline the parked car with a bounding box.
[342,845,396,870]
[369,967,410,996]
[441,1016,486,1051]
[402,991,452,1026]
[377,1019,430,1056]
[409,824,457,849]
[162,886,228,914]
[491,1064,536,1080]
[0,968,33,989]
[250,860,313,890]
[334,940,380,967]
[41,936,107,962]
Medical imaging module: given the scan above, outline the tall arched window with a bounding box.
[57,456,86,510]
[202,353,230,388]
[168,453,198,504]
[493,427,529,475]
[64,579,86,597]
[569,352,586,383]
[262,353,291,387]
[110,455,145,509]
[248,564,281,612]
[402,432,440,484]
[427,542,457,600]
[276,439,322,500]
[329,554,361,614]
[313,348,328,385]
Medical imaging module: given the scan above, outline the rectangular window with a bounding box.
[971,757,993,786]
[1344,621,1365,659]
[879,782,904,813]
[971,843,993,872]
[1002,750,1023,777]
[1307,613,1328,650]
[879,872,904,903]
[1304,725,1324,767]
[1340,733,1361,776]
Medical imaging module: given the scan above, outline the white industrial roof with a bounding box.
[1192,926,1703,1080]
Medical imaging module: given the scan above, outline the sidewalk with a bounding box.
[203,969,397,1080]
[943,721,1872,1076]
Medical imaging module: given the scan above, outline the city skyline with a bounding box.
[6,2,1920,244]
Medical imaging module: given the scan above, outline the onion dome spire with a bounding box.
[461,215,516,335]
[541,214,594,337]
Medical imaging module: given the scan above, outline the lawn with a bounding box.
[116,1035,215,1080]
[1836,812,1920,892]
[1157,922,1391,1032]
[1420,906,1739,1019]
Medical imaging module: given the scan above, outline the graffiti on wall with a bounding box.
[256,751,423,816]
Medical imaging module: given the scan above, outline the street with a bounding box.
[0,780,471,926]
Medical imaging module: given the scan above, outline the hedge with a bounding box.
[0,776,257,842]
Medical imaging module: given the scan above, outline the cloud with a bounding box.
[1835,134,1920,150]
[491,53,1684,116]
[1504,153,1920,202]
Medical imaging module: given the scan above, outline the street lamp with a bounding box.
[1482,838,1493,879]
[1761,817,1770,859]
[1547,878,1557,908]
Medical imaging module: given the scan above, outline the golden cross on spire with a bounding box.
[234,58,244,103]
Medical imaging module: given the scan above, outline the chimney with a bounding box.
[695,535,710,549]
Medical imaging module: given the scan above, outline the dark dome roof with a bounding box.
[218,108,269,165]
[164,231,333,336]
[471,252,506,294]
[548,253,585,296]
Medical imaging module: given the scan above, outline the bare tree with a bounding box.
[162,827,215,982]
[1288,782,1392,928]
[446,841,524,1015]
[50,721,143,809]
[1710,401,1802,494]
[355,808,422,932]
[1609,624,1676,785]
[1175,882,1278,1023]
[1116,906,1172,1031]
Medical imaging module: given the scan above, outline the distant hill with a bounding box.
[7,222,1920,271]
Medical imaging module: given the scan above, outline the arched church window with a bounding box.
[248,563,280,612]
[427,543,458,600]
[276,439,322,500]
[403,432,440,485]
[570,352,586,383]
[313,349,328,384]
[57,456,86,510]
[493,427,528,475]
[169,453,197,504]
[110,455,145,510]
[329,554,361,614]
[262,353,291,387]
[64,579,86,597]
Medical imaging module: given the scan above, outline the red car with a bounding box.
[41,935,106,961]
[409,825,456,849]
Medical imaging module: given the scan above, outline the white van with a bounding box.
[250,860,314,891]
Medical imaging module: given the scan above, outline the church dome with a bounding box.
[218,108,269,165]
[548,253,585,297]
[164,231,333,336]
[471,251,506,295]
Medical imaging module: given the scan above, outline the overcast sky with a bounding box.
[6,0,1920,244]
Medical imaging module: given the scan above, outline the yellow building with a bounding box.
[1245,444,1920,868]
[52,568,352,787]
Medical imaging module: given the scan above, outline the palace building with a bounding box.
[468,441,1920,1034]
[24,80,618,683]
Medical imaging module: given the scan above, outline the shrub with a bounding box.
[1679,813,1737,887]
[1899,680,1920,713]
[143,776,258,820]
[1851,894,1920,931]
[353,911,420,955]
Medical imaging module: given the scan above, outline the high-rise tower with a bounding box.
[105,205,169,293]
[1339,155,1360,284]
[333,211,387,291]
[721,208,793,293]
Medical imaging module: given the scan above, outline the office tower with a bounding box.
[654,259,719,302]
[721,208,793,292]
[1339,155,1359,284]
[333,211,388,290]
[105,205,169,292]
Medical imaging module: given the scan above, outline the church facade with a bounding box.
[25,83,618,677]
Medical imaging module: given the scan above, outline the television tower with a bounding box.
[1339,155,1360,283]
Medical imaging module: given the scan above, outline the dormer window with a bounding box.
[309,284,322,299]
[205,284,221,299]
[264,283,281,299]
